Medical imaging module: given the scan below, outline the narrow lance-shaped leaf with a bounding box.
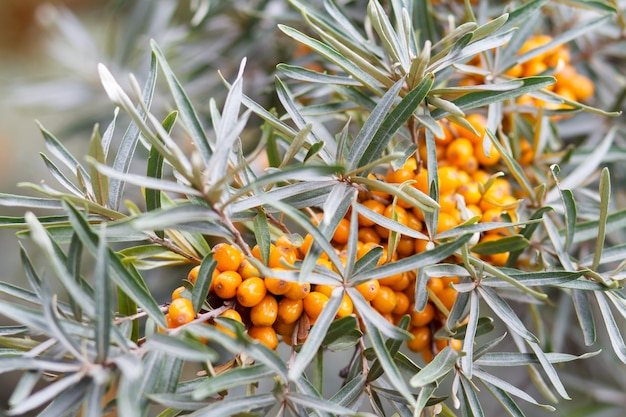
[110,52,158,211]
[63,201,166,328]
[357,73,434,169]
[146,111,178,216]
[94,224,111,363]
[410,346,459,387]
[191,257,216,314]
[88,124,109,206]
[151,40,212,163]
[592,167,611,271]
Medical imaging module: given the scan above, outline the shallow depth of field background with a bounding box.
[1,1,625,416]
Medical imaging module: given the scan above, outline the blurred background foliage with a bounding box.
[1,0,626,416]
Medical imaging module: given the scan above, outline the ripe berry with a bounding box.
[407,326,431,352]
[283,281,311,300]
[250,294,278,327]
[248,325,279,350]
[277,298,304,324]
[371,285,398,314]
[355,279,380,302]
[213,270,243,299]
[215,309,242,337]
[410,302,435,327]
[213,243,244,272]
[168,298,195,328]
[237,277,267,307]
[336,294,354,318]
[303,291,329,320]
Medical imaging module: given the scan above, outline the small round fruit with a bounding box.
[284,281,311,300]
[355,279,380,302]
[237,277,267,307]
[438,287,458,312]
[277,298,304,324]
[213,270,243,299]
[264,274,290,296]
[187,265,201,285]
[168,298,195,328]
[303,291,330,320]
[215,309,242,337]
[410,302,435,327]
[171,286,186,300]
[212,243,244,272]
[371,285,398,314]
[336,293,354,318]
[248,326,279,350]
[250,294,278,327]
[407,326,431,352]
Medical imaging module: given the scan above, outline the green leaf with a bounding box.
[277,63,361,86]
[527,341,570,399]
[368,315,411,382]
[25,212,95,317]
[322,316,362,351]
[188,393,276,417]
[0,193,63,210]
[37,383,89,417]
[351,234,472,283]
[192,364,272,400]
[594,291,626,363]
[478,286,538,343]
[572,289,597,346]
[191,257,216,314]
[110,52,158,211]
[347,288,408,340]
[410,346,459,387]
[431,77,555,119]
[7,371,85,416]
[63,201,166,328]
[88,124,109,206]
[253,212,271,266]
[360,306,416,407]
[151,40,212,164]
[357,74,434,169]
[475,369,554,411]
[329,374,367,408]
[460,290,479,377]
[114,352,144,417]
[460,376,485,417]
[94,225,112,363]
[144,333,218,363]
[40,153,83,196]
[471,235,530,255]
[37,121,90,186]
[592,167,611,270]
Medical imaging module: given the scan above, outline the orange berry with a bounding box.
[396,237,415,258]
[411,302,435,327]
[212,243,244,272]
[474,142,500,167]
[299,233,314,256]
[436,337,463,352]
[168,298,195,328]
[457,182,482,206]
[314,284,336,298]
[171,286,186,300]
[386,167,414,184]
[435,120,455,145]
[379,272,404,287]
[393,292,410,315]
[407,326,431,352]
[269,244,297,268]
[371,285,398,314]
[284,281,311,300]
[237,258,260,279]
[437,166,462,194]
[277,298,304,324]
[213,270,243,299]
[413,169,429,194]
[248,325,279,350]
[187,265,201,285]
[439,192,458,213]
[333,218,351,245]
[451,114,487,145]
[264,269,290,296]
[389,273,411,292]
[216,308,242,337]
[250,294,279,327]
[237,277,267,307]
[164,313,175,329]
[303,291,329,320]
[519,139,534,165]
[426,278,444,295]
[276,235,295,249]
[478,234,510,266]
[436,212,458,233]
[336,294,354,318]
[355,279,380,302]
[358,227,382,244]
[414,239,430,254]
[571,74,595,101]
[522,60,548,77]
[445,138,474,168]
[437,287,458,312]
[441,276,460,288]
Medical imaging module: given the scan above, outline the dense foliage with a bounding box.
[1,1,625,416]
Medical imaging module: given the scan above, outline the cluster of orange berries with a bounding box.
[461,35,595,108]
[162,109,526,360]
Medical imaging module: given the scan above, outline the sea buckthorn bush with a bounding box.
[0,1,625,416]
